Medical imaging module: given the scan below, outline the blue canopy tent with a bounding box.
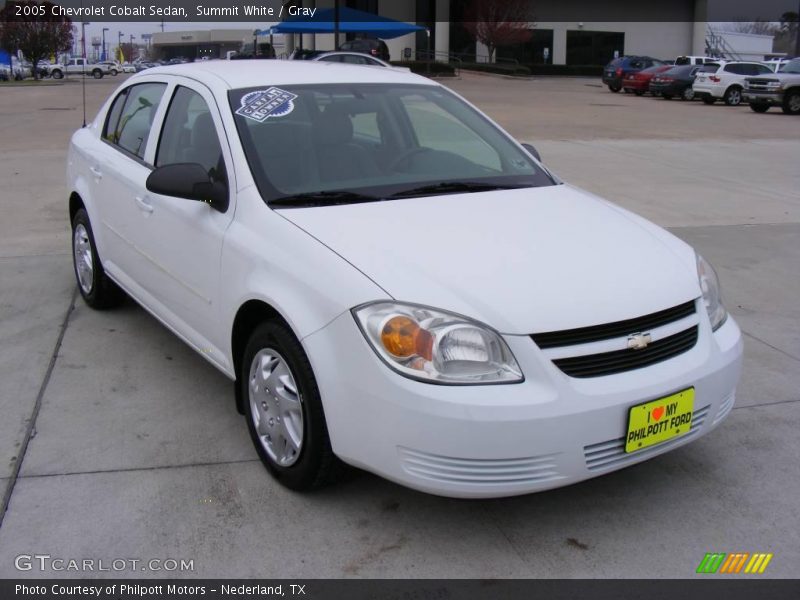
[269,7,427,41]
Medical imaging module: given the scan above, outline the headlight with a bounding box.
[353,302,523,384]
[696,254,727,331]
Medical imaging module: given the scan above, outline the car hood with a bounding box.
[278,184,700,334]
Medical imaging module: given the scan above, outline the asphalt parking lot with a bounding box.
[0,72,798,578]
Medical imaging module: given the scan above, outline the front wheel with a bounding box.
[110,69,118,76]
[702,96,716,105]
[72,209,124,309]
[608,84,621,93]
[782,91,800,115]
[51,70,63,79]
[724,87,742,106]
[242,321,341,491]
[749,103,770,113]
[92,69,103,79]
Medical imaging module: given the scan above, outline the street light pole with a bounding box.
[130,34,135,62]
[102,27,109,62]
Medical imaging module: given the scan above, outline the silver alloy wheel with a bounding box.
[248,349,304,466]
[683,87,694,100]
[727,88,741,105]
[73,223,94,294]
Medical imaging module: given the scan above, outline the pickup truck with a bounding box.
[49,58,108,79]
[743,57,800,114]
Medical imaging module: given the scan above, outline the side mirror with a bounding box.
[146,163,229,212]
[521,142,542,162]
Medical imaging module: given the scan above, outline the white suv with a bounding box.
[693,61,774,105]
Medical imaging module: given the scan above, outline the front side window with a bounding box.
[156,86,225,184]
[105,83,166,159]
[230,83,553,205]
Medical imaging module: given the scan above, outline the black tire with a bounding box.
[702,96,716,105]
[634,90,644,96]
[71,208,124,309]
[110,69,118,76]
[723,86,742,106]
[608,84,621,93]
[782,90,800,115]
[241,321,342,491]
[663,94,673,100]
[92,69,103,79]
[51,69,63,79]
[681,87,695,101]
[749,103,770,113]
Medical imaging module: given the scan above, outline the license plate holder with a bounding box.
[625,388,694,453]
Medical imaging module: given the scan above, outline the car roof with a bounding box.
[139,60,429,89]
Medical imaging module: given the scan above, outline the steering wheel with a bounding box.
[388,147,434,172]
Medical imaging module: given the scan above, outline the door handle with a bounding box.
[89,166,103,179]
[135,196,154,213]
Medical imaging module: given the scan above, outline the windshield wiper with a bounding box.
[268,190,384,208]
[388,181,527,199]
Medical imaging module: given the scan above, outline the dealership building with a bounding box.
[151,0,776,64]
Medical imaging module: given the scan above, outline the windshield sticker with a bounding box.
[236,88,297,122]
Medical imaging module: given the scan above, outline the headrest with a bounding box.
[314,104,353,146]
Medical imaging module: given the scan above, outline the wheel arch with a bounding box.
[231,299,290,414]
[69,191,85,224]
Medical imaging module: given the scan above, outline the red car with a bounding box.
[623,65,673,96]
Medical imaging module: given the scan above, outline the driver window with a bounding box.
[157,86,226,184]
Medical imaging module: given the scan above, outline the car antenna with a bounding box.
[81,0,87,127]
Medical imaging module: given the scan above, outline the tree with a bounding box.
[0,1,73,79]
[463,0,534,63]
[728,20,778,36]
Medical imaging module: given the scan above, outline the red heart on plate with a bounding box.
[652,407,665,421]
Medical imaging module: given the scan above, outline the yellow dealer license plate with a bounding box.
[625,388,694,453]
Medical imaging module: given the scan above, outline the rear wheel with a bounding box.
[723,86,742,106]
[749,103,770,113]
[51,69,63,79]
[702,96,716,105]
[608,84,621,93]
[681,87,695,101]
[782,91,800,115]
[92,69,103,79]
[242,321,342,491]
[71,209,124,309]
[663,94,674,100]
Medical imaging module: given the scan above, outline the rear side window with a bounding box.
[103,90,128,143]
[698,64,719,73]
[724,64,745,75]
[104,82,166,159]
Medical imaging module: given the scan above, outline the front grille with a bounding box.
[551,326,698,378]
[398,447,563,486]
[531,301,695,349]
[583,404,709,471]
[746,78,779,92]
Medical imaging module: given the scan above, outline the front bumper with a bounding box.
[303,307,743,498]
[742,90,784,105]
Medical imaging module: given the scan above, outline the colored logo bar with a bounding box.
[696,552,773,574]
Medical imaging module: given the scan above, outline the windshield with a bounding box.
[782,58,800,73]
[229,83,554,206]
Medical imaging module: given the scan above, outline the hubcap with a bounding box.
[248,349,304,467]
[789,94,800,112]
[73,224,94,294]
[683,87,694,100]
[729,90,741,105]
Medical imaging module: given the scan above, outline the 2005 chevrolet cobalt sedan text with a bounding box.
[67,62,742,498]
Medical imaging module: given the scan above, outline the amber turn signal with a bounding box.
[380,316,433,361]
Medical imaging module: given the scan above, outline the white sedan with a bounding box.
[67,61,742,498]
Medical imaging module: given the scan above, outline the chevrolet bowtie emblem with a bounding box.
[627,332,652,350]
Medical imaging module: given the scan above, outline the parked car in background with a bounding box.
[692,61,774,105]
[66,61,742,498]
[674,56,717,66]
[743,57,800,114]
[121,62,137,73]
[50,58,108,79]
[11,57,32,80]
[622,65,673,95]
[0,64,9,81]
[338,38,390,61]
[650,64,701,100]
[602,56,666,92]
[312,51,392,67]
[98,61,121,75]
[134,62,157,72]
[288,49,328,60]
[764,58,791,72]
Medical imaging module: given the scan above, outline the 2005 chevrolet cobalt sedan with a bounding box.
[67,61,742,498]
